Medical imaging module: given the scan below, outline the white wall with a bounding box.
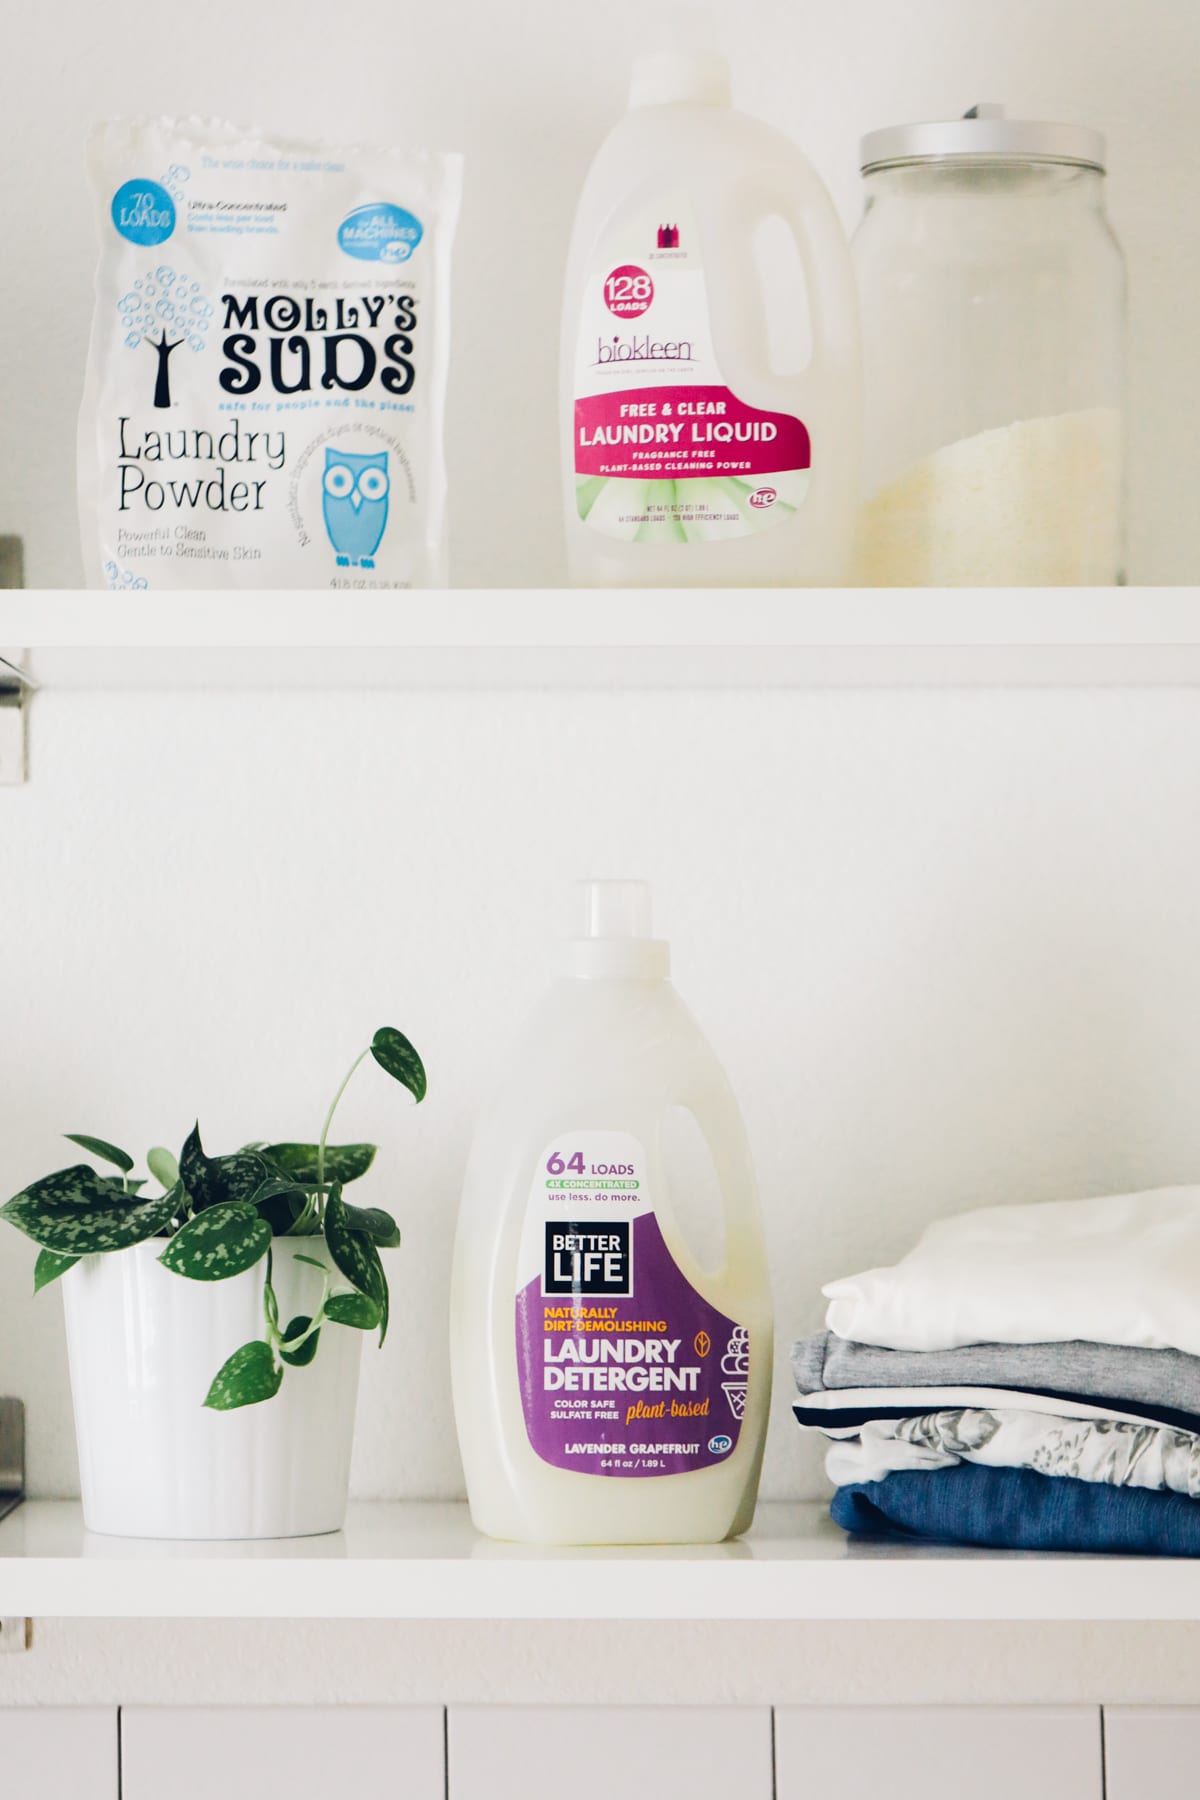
[6,682,1200,1502]
[2,0,1198,588]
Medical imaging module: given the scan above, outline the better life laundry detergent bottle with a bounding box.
[450,882,772,1544]
[561,26,861,586]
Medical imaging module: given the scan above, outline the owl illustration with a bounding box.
[322,448,390,566]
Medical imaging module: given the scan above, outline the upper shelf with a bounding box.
[3,1498,1200,1621]
[2,588,1199,689]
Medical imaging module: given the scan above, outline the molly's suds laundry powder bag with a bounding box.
[79,120,461,589]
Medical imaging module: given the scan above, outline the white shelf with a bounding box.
[2,1499,1199,1621]
[2,588,1199,689]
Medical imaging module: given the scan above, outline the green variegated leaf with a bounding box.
[33,1248,80,1293]
[203,1340,282,1410]
[250,1179,307,1206]
[158,1201,271,1282]
[370,1028,427,1104]
[1,1177,181,1255]
[97,1174,143,1202]
[147,1146,180,1190]
[342,1203,401,1250]
[6,1165,112,1210]
[213,1152,273,1202]
[279,1315,320,1367]
[262,1143,376,1185]
[324,1188,389,1342]
[180,1125,269,1215]
[325,1292,381,1331]
[64,1134,134,1173]
[248,1177,310,1236]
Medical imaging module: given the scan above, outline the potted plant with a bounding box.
[0,1027,425,1540]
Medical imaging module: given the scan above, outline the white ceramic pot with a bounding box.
[62,1238,363,1540]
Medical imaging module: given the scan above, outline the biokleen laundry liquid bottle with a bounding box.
[561,28,861,586]
[450,881,772,1544]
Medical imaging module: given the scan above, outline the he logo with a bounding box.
[694,1331,712,1357]
[656,223,680,249]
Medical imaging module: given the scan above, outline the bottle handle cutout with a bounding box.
[706,164,860,420]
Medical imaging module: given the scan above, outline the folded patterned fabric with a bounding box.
[793,1330,1200,1416]
[824,1408,1200,1497]
[832,1462,1200,1556]
[793,1383,1200,1439]
[822,1187,1200,1356]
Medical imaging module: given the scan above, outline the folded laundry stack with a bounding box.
[793,1187,1200,1555]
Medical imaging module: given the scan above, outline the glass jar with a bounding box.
[853,106,1127,586]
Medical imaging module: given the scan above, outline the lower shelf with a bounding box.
[2,1499,1199,1622]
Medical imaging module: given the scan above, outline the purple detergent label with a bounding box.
[514,1131,749,1477]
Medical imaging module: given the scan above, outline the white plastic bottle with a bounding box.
[560,35,861,587]
[451,882,772,1545]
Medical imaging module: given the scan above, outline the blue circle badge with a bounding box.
[111,179,176,246]
[337,203,423,263]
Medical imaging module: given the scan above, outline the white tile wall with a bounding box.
[120,1706,445,1800]
[3,1707,118,1800]
[448,1705,773,1800]
[775,1705,1102,1800]
[14,1699,1190,1799]
[1103,1707,1200,1800]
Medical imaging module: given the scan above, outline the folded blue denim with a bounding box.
[831,1462,1200,1556]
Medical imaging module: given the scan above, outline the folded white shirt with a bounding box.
[823,1186,1200,1356]
[823,1408,1200,1497]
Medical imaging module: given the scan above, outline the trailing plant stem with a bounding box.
[280,1283,330,1354]
[317,1048,370,1204]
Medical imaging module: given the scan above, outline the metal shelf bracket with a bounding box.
[0,1400,30,1652]
[0,650,31,785]
[0,1397,25,1520]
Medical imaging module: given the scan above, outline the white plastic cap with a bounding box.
[579,879,653,940]
[629,49,731,109]
[566,881,670,979]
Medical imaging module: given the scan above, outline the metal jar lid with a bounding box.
[861,103,1107,175]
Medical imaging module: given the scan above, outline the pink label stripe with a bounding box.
[576,384,811,480]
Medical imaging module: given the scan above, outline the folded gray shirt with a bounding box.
[793,1330,1200,1416]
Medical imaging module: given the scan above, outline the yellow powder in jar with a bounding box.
[860,408,1123,586]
